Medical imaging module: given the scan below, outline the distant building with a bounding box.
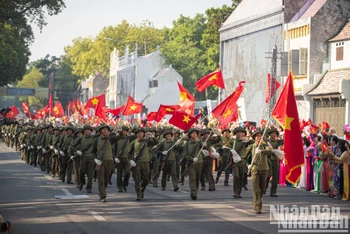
[75,72,109,103]
[107,46,183,113]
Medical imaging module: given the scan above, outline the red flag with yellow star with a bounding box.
[123,97,142,116]
[196,69,225,92]
[177,81,195,103]
[147,112,158,121]
[169,111,200,131]
[105,105,125,116]
[155,104,180,122]
[272,71,304,185]
[84,94,106,110]
[53,101,64,117]
[95,101,107,122]
[22,102,31,118]
[36,106,48,119]
[211,81,245,127]
[6,106,19,118]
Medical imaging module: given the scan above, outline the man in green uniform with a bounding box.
[149,128,160,187]
[114,126,133,193]
[31,127,41,167]
[37,126,46,171]
[70,128,83,187]
[215,129,232,186]
[183,128,202,200]
[41,125,54,174]
[24,127,33,164]
[91,125,116,202]
[266,127,283,197]
[199,129,216,191]
[247,129,270,214]
[57,127,67,178]
[70,125,94,193]
[49,127,61,177]
[59,126,74,183]
[153,130,179,191]
[128,128,156,201]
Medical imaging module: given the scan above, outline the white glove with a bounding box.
[28,146,31,150]
[37,146,42,149]
[115,158,120,164]
[50,145,54,149]
[242,138,249,143]
[71,156,75,160]
[94,159,102,166]
[76,151,82,156]
[202,142,207,147]
[60,151,65,156]
[54,149,58,155]
[211,152,220,159]
[20,144,23,148]
[42,149,47,153]
[162,151,168,156]
[256,148,262,154]
[130,160,136,167]
[222,145,231,150]
[193,157,198,163]
[31,146,34,149]
[23,144,27,147]
[202,150,209,156]
[248,164,252,171]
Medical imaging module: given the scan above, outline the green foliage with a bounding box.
[65,20,164,78]
[0,22,29,85]
[17,67,46,109]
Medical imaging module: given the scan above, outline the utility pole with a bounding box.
[144,40,147,55]
[265,46,283,118]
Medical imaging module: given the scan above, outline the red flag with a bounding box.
[84,94,106,110]
[169,111,201,131]
[272,71,304,185]
[306,118,312,126]
[321,140,328,152]
[177,81,195,103]
[261,119,267,126]
[147,112,157,121]
[155,104,180,122]
[265,73,281,103]
[105,105,125,116]
[6,106,19,118]
[53,101,64,117]
[22,102,31,118]
[212,81,245,126]
[49,94,53,116]
[37,106,48,119]
[196,69,225,92]
[95,101,107,122]
[123,97,142,116]
[178,100,195,117]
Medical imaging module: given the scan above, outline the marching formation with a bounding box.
[1,118,289,214]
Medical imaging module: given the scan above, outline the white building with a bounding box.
[107,46,183,114]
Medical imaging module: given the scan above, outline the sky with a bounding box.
[29,0,232,62]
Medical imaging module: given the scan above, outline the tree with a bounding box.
[0,0,66,84]
[17,67,46,109]
[0,22,29,85]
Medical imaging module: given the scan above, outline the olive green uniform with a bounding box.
[267,139,281,196]
[60,134,74,182]
[183,139,202,198]
[41,131,53,173]
[230,139,247,196]
[114,135,132,192]
[215,136,232,186]
[200,139,215,191]
[49,133,61,176]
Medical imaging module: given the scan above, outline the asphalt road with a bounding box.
[0,141,349,234]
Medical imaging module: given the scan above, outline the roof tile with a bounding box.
[329,20,350,42]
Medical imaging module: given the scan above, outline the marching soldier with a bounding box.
[200,129,216,191]
[153,130,180,191]
[41,125,54,174]
[49,127,61,177]
[114,126,133,193]
[149,128,160,187]
[128,128,157,201]
[37,125,46,171]
[183,128,202,200]
[57,127,67,179]
[266,127,283,197]
[59,126,75,183]
[31,127,41,167]
[91,125,117,202]
[215,129,232,186]
[247,129,270,214]
[70,128,83,188]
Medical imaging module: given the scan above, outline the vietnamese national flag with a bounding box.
[155,104,180,122]
[95,101,107,122]
[306,118,312,126]
[178,100,195,117]
[85,94,106,110]
[123,96,142,116]
[177,81,195,103]
[53,101,64,117]
[321,140,328,152]
[147,112,157,121]
[196,69,225,92]
[265,73,281,103]
[22,102,31,118]
[272,71,304,185]
[6,106,19,118]
[105,106,125,116]
[212,81,245,126]
[261,119,267,126]
[169,111,201,131]
[37,106,48,119]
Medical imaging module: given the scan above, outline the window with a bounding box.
[336,42,344,61]
[299,48,308,75]
[149,80,158,88]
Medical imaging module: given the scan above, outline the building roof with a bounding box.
[308,68,350,95]
[152,67,169,79]
[329,20,350,42]
[221,0,282,30]
[299,0,327,20]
